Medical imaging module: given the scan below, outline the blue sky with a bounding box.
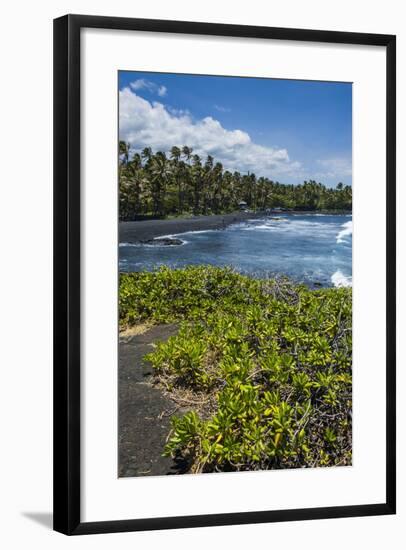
[119,71,352,187]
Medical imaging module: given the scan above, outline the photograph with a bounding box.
[118,71,353,477]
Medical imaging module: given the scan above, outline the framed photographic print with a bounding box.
[53,14,396,535]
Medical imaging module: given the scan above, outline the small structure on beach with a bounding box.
[238,201,248,211]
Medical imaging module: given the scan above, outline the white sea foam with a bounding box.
[174,229,213,236]
[119,242,138,247]
[248,223,275,230]
[239,218,327,235]
[336,220,352,244]
[331,270,352,287]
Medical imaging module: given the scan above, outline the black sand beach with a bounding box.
[119,211,263,243]
[119,324,192,477]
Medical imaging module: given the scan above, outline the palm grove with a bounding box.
[119,142,352,221]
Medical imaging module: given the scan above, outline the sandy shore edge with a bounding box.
[119,211,264,243]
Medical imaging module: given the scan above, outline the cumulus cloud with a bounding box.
[119,87,301,178]
[129,79,167,97]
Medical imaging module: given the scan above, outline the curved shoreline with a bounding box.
[119,211,263,243]
[119,210,351,243]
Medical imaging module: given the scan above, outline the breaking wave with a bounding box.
[331,270,352,288]
[336,220,352,244]
[120,214,353,287]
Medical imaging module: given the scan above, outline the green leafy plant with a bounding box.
[120,266,352,472]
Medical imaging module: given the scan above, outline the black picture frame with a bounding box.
[53,14,396,535]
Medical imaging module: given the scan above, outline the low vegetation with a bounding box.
[119,143,352,220]
[120,266,352,473]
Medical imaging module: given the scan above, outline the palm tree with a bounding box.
[141,147,152,166]
[191,154,202,214]
[211,162,223,212]
[170,146,181,162]
[119,141,130,165]
[201,155,214,213]
[170,146,183,212]
[118,146,352,220]
[125,153,146,217]
[182,146,193,163]
[149,152,172,216]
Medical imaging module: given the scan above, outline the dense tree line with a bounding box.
[119,142,352,220]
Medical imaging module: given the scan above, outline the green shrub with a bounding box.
[120,266,352,472]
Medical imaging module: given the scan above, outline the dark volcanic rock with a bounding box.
[142,237,184,246]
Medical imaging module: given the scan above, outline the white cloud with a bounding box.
[119,87,301,178]
[129,79,167,97]
[167,106,191,117]
[157,85,167,97]
[214,104,231,113]
[315,158,352,181]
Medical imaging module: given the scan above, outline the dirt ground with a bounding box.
[118,324,191,477]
